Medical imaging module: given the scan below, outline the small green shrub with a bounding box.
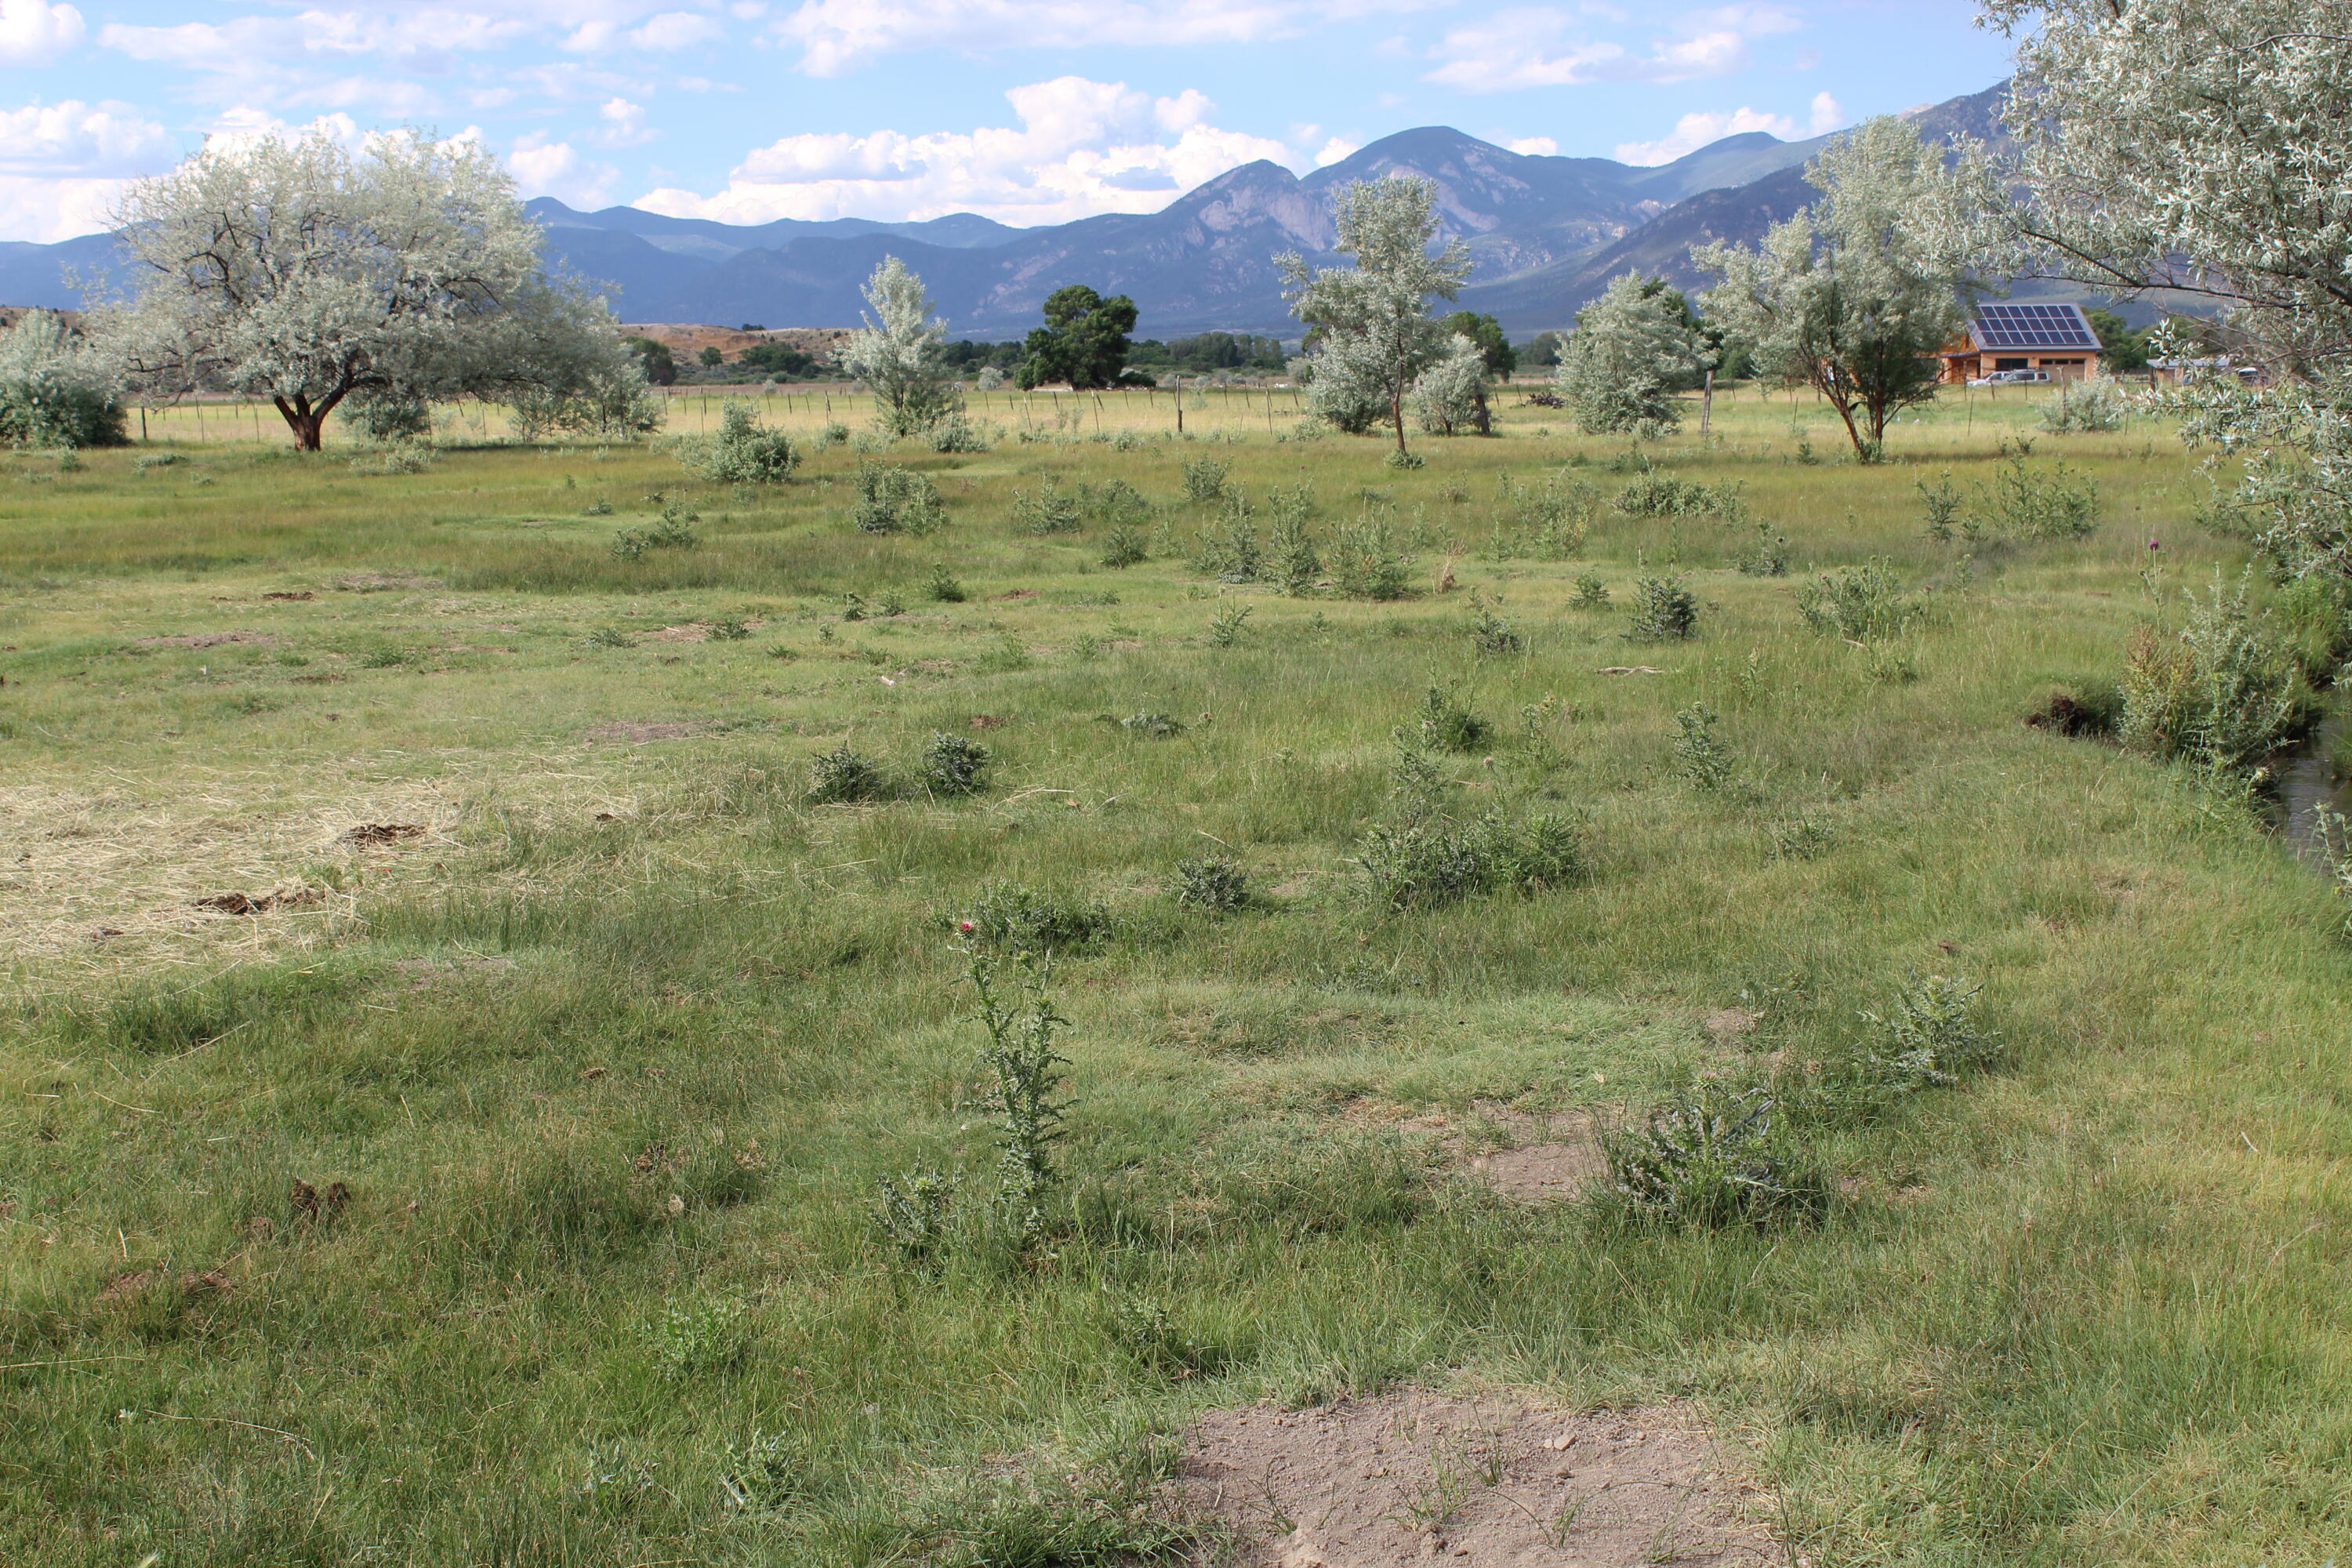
[1207,603,1253,648]
[928,416,990,452]
[1977,454,2099,539]
[808,744,885,803]
[2037,383,2129,434]
[674,402,798,485]
[967,953,1074,1253]
[1795,558,1925,642]
[1626,575,1697,641]
[1120,711,1185,739]
[926,562,967,601]
[1414,684,1491,752]
[1173,854,1249,913]
[1918,470,1966,542]
[1573,572,1610,609]
[709,616,753,641]
[1673,703,1732,789]
[920,732,990,796]
[854,462,946,535]
[1099,525,1149,568]
[1011,474,1083,534]
[1330,516,1411,600]
[1182,457,1228,501]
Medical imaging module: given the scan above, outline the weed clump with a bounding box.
[1356,811,1583,910]
[1613,472,1745,521]
[1120,711,1185,739]
[872,1166,956,1272]
[1468,592,1523,655]
[611,502,699,560]
[960,882,1110,953]
[926,562,967,601]
[2120,572,2303,770]
[1734,521,1789,576]
[1603,1080,1822,1229]
[1181,457,1228,502]
[1573,572,1610,609]
[1173,853,1249,913]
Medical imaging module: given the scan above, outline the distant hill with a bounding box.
[0,85,2014,338]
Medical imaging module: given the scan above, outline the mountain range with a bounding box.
[0,84,2011,340]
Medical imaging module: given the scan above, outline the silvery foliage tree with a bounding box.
[1929,2,2352,579]
[1279,175,1472,458]
[1410,332,1492,435]
[841,256,963,437]
[1555,272,1711,440]
[1696,117,1969,462]
[0,310,125,448]
[98,127,648,451]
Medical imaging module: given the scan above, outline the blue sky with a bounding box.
[0,0,2017,241]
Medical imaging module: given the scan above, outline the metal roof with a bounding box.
[1969,303,2100,351]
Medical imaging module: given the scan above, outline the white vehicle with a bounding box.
[1969,368,2053,387]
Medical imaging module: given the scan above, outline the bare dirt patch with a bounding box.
[1175,1391,1780,1566]
[587,720,724,743]
[644,619,764,644]
[334,572,440,593]
[1338,1098,1609,1204]
[135,630,279,651]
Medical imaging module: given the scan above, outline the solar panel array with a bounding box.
[1973,303,2100,350]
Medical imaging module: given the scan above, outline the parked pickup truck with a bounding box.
[1969,368,2053,386]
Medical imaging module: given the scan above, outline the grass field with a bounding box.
[4,382,2349,1567]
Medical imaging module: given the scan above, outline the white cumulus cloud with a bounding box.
[509,131,620,206]
[1428,2,1804,93]
[1613,104,1783,165]
[634,74,1294,225]
[0,0,84,66]
[1506,136,1556,156]
[0,100,174,176]
[775,0,1305,77]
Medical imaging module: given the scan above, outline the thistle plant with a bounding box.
[965,952,1073,1254]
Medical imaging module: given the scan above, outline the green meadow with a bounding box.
[2,382,2347,1566]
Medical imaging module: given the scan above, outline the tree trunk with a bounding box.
[271,389,347,452]
[1390,380,1409,458]
[1472,383,1492,437]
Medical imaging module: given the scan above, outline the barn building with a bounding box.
[1938,303,2103,384]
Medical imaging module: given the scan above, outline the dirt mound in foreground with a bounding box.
[1176,1391,1780,1566]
